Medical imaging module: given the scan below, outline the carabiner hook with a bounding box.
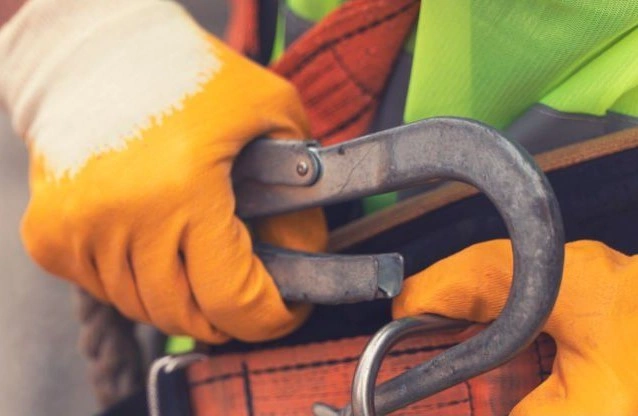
[235,118,565,414]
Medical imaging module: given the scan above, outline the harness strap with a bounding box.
[271,0,420,145]
[330,126,638,251]
[187,328,555,415]
[225,0,260,57]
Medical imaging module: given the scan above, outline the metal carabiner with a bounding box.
[234,117,565,414]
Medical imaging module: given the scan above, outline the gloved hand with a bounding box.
[393,239,638,415]
[0,0,326,343]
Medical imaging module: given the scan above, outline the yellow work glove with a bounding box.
[0,0,325,343]
[393,239,638,415]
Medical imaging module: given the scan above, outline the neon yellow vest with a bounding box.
[275,0,638,213]
[279,0,638,126]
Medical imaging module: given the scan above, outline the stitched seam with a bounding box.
[189,342,457,387]
[281,0,419,78]
[241,361,255,416]
[305,78,350,106]
[464,381,475,415]
[296,61,338,92]
[190,371,243,388]
[420,398,470,410]
[331,47,376,97]
[316,101,375,140]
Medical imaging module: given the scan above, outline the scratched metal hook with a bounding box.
[233,118,564,414]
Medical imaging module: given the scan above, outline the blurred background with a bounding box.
[0,1,226,414]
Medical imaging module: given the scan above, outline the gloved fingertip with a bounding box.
[392,239,515,321]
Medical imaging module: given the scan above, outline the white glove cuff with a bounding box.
[0,0,221,178]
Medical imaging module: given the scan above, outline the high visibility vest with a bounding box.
[273,0,638,212]
[279,0,638,125]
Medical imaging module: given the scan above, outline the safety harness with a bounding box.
[158,1,555,414]
[97,1,638,414]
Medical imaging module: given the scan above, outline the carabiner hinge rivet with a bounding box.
[296,160,309,176]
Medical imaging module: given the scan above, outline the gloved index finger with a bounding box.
[392,239,515,323]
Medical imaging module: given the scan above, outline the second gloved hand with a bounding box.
[393,240,638,415]
[0,0,326,343]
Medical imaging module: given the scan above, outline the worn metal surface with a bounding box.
[233,138,321,187]
[235,140,406,305]
[234,118,565,414]
[256,244,402,303]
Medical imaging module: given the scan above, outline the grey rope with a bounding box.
[75,288,146,409]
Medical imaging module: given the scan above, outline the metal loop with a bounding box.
[351,316,470,416]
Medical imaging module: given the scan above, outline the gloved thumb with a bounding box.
[392,239,514,323]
